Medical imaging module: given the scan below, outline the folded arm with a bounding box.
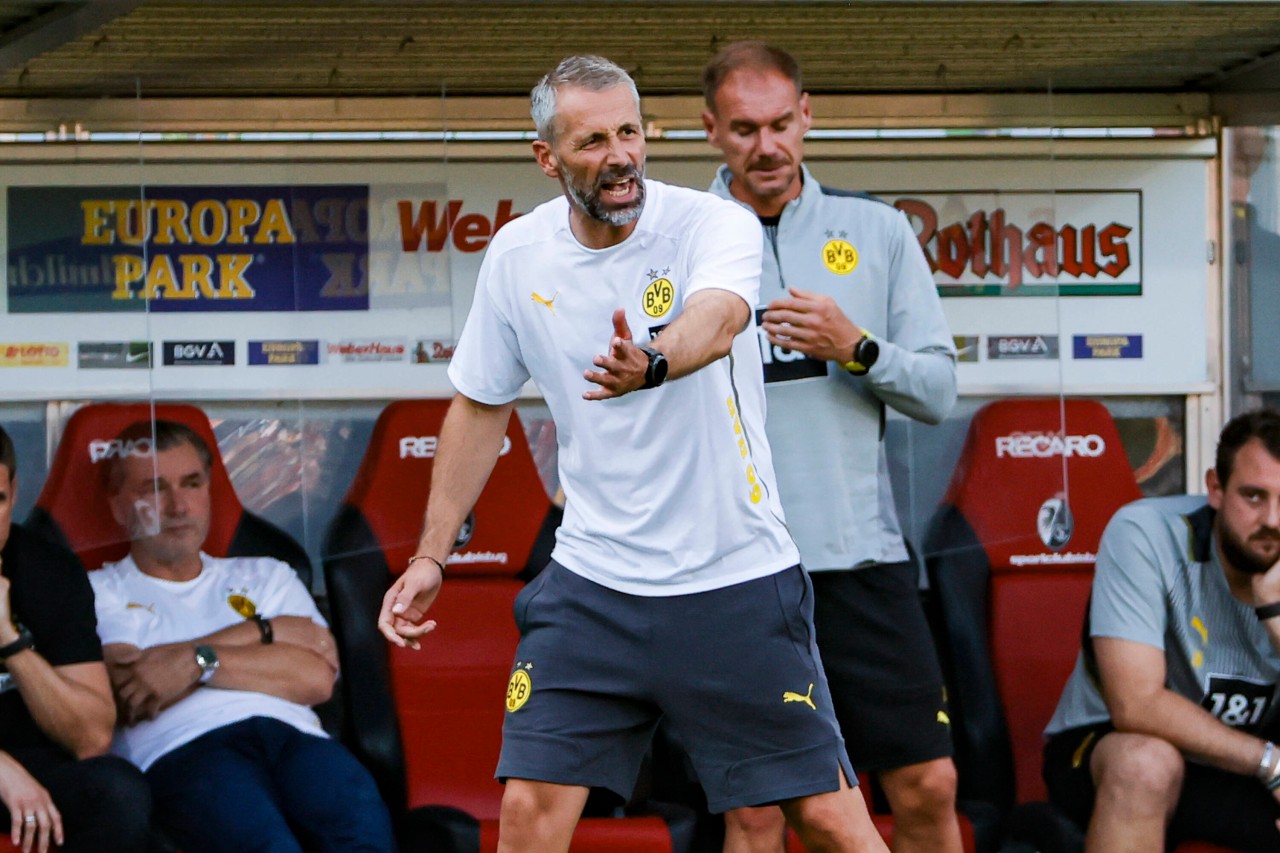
[105,615,337,725]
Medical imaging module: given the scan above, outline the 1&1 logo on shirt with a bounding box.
[1202,674,1274,728]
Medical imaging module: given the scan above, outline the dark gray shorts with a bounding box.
[497,561,855,813]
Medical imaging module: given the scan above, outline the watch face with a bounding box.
[859,338,880,367]
[641,347,668,388]
[651,352,669,384]
[195,644,220,683]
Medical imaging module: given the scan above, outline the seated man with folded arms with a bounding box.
[0,424,150,853]
[1044,408,1280,852]
[91,419,395,853]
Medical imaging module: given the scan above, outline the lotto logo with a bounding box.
[88,437,153,463]
[400,435,512,459]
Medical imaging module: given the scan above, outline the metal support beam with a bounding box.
[0,92,1214,135]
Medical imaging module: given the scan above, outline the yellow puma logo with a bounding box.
[531,291,559,314]
[783,683,816,710]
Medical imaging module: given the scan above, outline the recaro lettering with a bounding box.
[400,435,512,460]
[88,437,154,463]
[994,433,1106,458]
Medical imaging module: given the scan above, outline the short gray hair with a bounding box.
[530,55,640,142]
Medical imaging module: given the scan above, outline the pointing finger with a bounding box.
[611,308,631,341]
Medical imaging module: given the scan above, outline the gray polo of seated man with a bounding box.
[92,419,395,853]
[1044,408,1280,852]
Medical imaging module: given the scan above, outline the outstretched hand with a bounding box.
[583,309,649,400]
[760,286,861,364]
[377,561,444,650]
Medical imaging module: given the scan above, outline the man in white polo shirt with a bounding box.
[379,55,889,853]
[92,419,395,853]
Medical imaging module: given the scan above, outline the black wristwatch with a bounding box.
[0,624,34,660]
[639,347,669,389]
[843,334,880,376]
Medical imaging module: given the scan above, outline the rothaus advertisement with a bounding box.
[0,152,1209,399]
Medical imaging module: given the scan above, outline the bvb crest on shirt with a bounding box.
[227,593,257,618]
[821,231,859,275]
[642,268,674,318]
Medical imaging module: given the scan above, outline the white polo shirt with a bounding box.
[449,179,799,595]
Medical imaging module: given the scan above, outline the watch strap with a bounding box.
[250,614,273,645]
[639,347,667,389]
[0,624,34,659]
[842,332,875,375]
[1256,601,1280,621]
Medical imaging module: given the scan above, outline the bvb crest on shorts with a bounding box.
[507,661,533,712]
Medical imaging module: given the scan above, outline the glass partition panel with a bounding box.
[0,50,1221,847]
[1230,125,1280,416]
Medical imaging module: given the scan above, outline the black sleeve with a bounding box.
[5,524,103,667]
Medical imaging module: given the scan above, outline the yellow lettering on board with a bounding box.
[81,201,114,245]
[255,198,296,244]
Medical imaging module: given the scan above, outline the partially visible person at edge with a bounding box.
[92,419,396,853]
[701,41,962,853]
[379,54,890,853]
[0,424,150,853]
[1044,408,1280,852]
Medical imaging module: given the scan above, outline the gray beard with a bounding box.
[565,169,645,227]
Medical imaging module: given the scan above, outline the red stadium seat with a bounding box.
[323,399,673,852]
[925,399,1241,852]
[26,402,310,583]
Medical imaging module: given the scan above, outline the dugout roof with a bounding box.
[1,1,1278,131]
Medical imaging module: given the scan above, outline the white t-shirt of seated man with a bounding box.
[91,552,329,771]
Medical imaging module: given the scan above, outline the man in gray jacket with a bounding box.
[702,42,962,853]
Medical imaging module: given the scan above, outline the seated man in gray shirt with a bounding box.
[1044,408,1280,852]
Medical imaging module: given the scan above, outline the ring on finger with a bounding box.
[22,814,35,824]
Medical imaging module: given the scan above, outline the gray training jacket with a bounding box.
[709,164,957,572]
